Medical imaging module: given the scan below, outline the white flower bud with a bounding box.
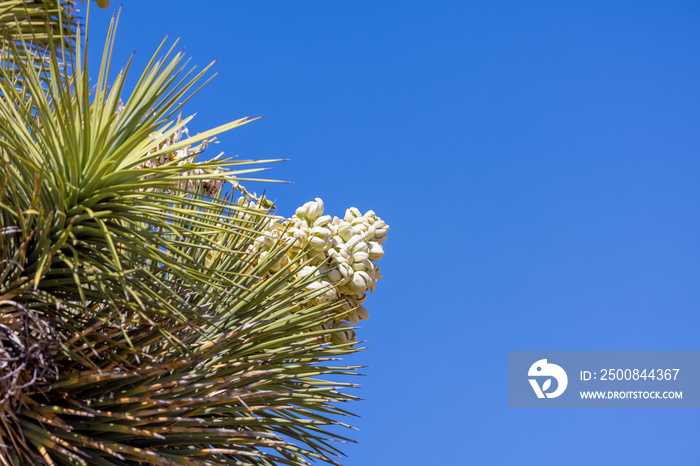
[341,298,354,311]
[357,271,371,287]
[351,214,366,225]
[374,228,389,243]
[298,266,316,279]
[361,261,376,278]
[356,306,369,320]
[336,222,353,242]
[347,294,366,308]
[334,245,351,261]
[347,309,361,324]
[351,261,366,272]
[331,235,343,248]
[368,242,384,261]
[331,321,356,344]
[330,253,348,266]
[348,271,371,292]
[310,198,325,218]
[306,281,325,294]
[314,215,332,227]
[352,241,369,255]
[353,251,369,263]
[339,263,353,279]
[327,268,343,283]
[324,287,338,301]
[310,226,331,238]
[344,207,361,222]
[287,227,308,247]
[296,197,325,221]
[295,201,311,218]
[308,235,329,249]
[345,235,363,251]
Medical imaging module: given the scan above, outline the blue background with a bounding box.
[88,2,700,464]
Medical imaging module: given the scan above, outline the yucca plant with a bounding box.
[0,1,388,464]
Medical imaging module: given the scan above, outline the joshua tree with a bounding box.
[0,1,388,464]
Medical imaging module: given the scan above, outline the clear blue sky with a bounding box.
[89,2,700,464]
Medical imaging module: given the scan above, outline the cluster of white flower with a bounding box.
[134,122,389,345]
[136,123,224,197]
[246,197,388,344]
